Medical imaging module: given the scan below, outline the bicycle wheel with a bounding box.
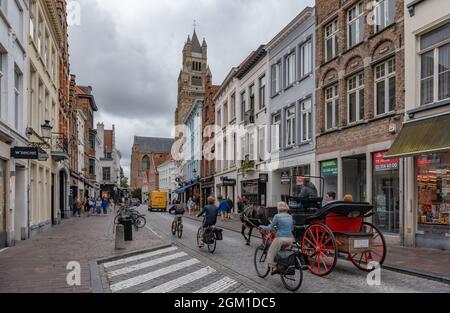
[207,235,216,254]
[171,221,177,236]
[254,245,270,278]
[135,216,146,229]
[280,256,303,292]
[177,223,183,239]
[197,228,203,249]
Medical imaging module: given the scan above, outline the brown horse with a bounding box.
[240,205,272,245]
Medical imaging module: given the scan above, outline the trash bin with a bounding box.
[119,217,133,241]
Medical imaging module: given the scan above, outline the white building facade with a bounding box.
[158,159,179,204]
[385,0,450,250]
[0,0,29,247]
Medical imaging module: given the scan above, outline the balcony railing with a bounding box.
[244,110,255,126]
[51,134,69,161]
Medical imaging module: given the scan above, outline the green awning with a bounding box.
[385,113,450,159]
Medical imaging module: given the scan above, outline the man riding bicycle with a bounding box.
[169,203,186,224]
[197,196,219,247]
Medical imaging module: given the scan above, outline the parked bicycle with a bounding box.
[114,204,147,230]
[254,228,305,292]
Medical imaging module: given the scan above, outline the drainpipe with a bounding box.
[27,159,31,240]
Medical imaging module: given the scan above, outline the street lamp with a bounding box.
[41,120,53,141]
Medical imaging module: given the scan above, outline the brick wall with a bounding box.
[315,0,405,155]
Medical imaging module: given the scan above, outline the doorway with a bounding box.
[343,155,367,202]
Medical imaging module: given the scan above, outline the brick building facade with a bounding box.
[315,0,405,238]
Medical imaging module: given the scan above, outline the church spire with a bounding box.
[191,30,202,53]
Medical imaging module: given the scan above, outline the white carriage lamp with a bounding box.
[41,120,53,141]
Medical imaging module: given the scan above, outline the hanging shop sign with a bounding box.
[321,160,338,177]
[281,171,290,185]
[11,147,48,161]
[259,174,268,183]
[374,151,399,172]
[221,177,236,186]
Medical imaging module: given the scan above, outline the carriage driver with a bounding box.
[298,177,318,199]
[259,202,294,275]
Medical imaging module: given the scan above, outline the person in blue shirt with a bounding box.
[259,202,294,275]
[101,197,110,215]
[197,196,219,247]
[218,196,229,222]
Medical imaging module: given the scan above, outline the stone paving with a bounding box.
[0,208,163,293]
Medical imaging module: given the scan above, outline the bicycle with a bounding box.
[171,215,184,238]
[114,205,147,230]
[254,228,304,292]
[197,225,222,254]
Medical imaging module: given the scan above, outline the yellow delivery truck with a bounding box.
[149,191,168,212]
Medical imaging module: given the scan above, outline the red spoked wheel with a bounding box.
[301,224,338,277]
[349,222,387,272]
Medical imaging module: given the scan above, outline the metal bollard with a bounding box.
[115,224,126,250]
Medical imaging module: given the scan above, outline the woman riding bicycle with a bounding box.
[259,202,294,275]
[197,196,219,247]
[169,203,185,223]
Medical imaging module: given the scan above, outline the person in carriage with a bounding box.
[259,202,294,275]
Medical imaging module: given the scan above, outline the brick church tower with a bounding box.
[175,30,210,129]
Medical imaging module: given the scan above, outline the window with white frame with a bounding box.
[325,85,339,130]
[223,102,228,126]
[258,127,265,162]
[271,62,281,95]
[259,75,266,110]
[373,0,395,33]
[325,20,338,61]
[217,109,221,128]
[230,93,236,119]
[347,2,365,48]
[300,40,312,77]
[286,52,296,86]
[375,58,396,115]
[249,84,255,111]
[347,73,365,123]
[420,22,450,105]
[285,106,296,146]
[271,113,281,151]
[14,70,22,130]
[240,91,246,121]
[301,99,312,142]
[249,131,255,161]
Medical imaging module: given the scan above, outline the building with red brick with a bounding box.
[315,0,405,239]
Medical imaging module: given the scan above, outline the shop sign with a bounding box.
[374,151,399,172]
[11,147,48,161]
[417,156,432,168]
[281,171,290,185]
[221,177,236,186]
[321,160,338,177]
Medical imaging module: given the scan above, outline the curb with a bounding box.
[382,264,450,285]
[89,243,173,293]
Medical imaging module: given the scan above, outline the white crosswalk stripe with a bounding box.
[142,267,216,293]
[110,258,200,293]
[103,246,178,268]
[107,252,188,278]
[194,276,237,293]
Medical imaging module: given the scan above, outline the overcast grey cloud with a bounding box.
[68,0,314,179]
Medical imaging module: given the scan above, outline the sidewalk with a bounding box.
[0,209,164,293]
[185,213,450,282]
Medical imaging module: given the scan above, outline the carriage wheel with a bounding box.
[349,222,386,272]
[301,224,338,277]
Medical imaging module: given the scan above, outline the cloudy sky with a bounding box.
[68,0,314,179]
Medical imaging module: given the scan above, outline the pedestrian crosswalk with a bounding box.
[101,246,255,293]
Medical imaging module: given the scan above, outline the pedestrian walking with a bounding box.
[73,197,81,217]
[187,197,194,215]
[226,197,234,220]
[218,196,228,222]
[96,197,102,215]
[102,197,110,215]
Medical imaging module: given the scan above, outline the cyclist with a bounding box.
[169,203,185,226]
[259,202,294,275]
[197,196,219,247]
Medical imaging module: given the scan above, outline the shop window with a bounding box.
[291,165,311,197]
[417,153,450,232]
[321,160,338,197]
[372,151,400,234]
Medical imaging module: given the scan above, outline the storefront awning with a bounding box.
[175,182,199,194]
[385,113,450,159]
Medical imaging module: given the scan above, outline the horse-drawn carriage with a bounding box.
[283,176,386,276]
[245,175,387,278]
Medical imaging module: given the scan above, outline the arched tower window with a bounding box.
[142,155,151,172]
